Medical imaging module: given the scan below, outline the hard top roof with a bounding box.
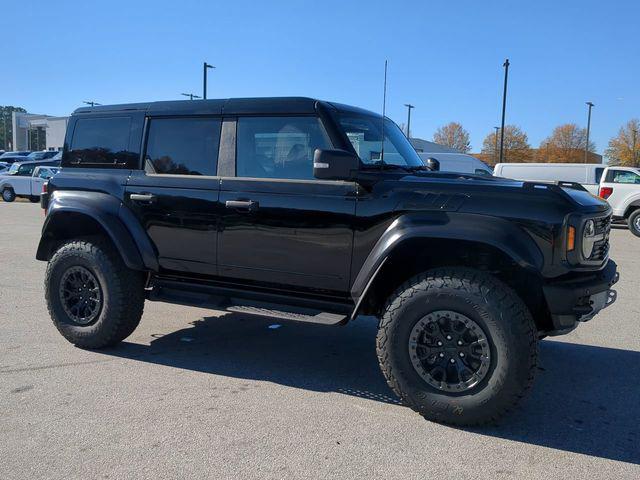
[72,97,380,117]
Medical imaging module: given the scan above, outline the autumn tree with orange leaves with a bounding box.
[538,123,597,163]
[605,119,640,167]
[433,122,471,153]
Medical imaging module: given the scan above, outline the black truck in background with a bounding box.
[37,97,618,425]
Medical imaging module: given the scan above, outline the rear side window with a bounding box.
[68,116,134,167]
[144,117,221,176]
[236,116,331,180]
[605,169,640,184]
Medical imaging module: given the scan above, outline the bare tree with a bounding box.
[605,119,640,167]
[433,122,471,153]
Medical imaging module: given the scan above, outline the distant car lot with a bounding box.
[0,202,638,479]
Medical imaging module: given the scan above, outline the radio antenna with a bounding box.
[380,59,388,167]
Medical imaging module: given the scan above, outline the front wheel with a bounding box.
[376,267,538,426]
[2,187,15,202]
[628,210,640,237]
[45,239,146,348]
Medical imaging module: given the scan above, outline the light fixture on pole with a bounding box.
[83,101,101,107]
[404,103,414,138]
[584,102,594,163]
[181,93,201,100]
[203,62,215,99]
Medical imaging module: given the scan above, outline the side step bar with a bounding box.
[148,282,350,326]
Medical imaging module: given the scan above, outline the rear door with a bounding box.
[217,115,356,293]
[125,116,223,276]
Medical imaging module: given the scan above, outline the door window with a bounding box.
[17,164,35,176]
[605,169,640,184]
[144,117,221,176]
[236,116,331,180]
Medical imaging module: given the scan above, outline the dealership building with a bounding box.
[11,111,69,151]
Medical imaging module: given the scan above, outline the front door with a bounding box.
[125,116,223,276]
[217,115,356,293]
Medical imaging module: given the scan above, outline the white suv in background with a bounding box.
[598,166,640,236]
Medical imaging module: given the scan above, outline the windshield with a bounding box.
[337,113,423,167]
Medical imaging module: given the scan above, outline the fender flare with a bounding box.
[622,194,640,217]
[350,212,545,317]
[36,191,159,272]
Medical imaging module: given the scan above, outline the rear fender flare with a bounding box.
[36,191,158,271]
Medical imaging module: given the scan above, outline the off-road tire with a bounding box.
[376,267,538,426]
[2,187,15,202]
[45,239,146,348]
[628,209,640,238]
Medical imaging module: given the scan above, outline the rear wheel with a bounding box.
[376,267,538,426]
[45,239,146,348]
[628,209,640,237]
[2,187,15,202]
[29,195,40,203]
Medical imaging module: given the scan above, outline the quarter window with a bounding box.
[69,117,133,167]
[605,169,640,184]
[236,116,331,180]
[145,118,221,176]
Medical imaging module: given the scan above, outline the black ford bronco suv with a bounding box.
[37,97,619,426]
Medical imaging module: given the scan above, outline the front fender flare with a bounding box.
[36,191,158,271]
[350,212,545,314]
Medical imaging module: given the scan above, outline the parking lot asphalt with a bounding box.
[0,202,638,480]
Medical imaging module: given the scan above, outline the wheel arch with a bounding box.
[350,214,551,331]
[36,191,158,272]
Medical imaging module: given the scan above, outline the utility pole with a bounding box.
[1,110,6,151]
[403,104,414,138]
[499,59,510,163]
[83,101,101,107]
[584,102,594,163]
[203,62,215,99]
[181,93,201,100]
[494,126,499,164]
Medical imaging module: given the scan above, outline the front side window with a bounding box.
[17,164,35,176]
[337,114,423,167]
[69,116,133,167]
[145,117,221,176]
[606,169,640,184]
[236,116,331,180]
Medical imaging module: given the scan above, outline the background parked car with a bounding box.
[0,161,60,202]
[598,166,640,236]
[493,163,606,194]
[419,152,493,175]
[0,151,32,165]
[0,162,9,174]
[26,150,59,161]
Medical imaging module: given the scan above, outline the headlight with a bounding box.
[582,219,596,259]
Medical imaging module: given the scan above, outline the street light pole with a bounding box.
[203,62,215,99]
[584,102,594,163]
[181,93,201,100]
[404,104,414,138]
[499,59,510,163]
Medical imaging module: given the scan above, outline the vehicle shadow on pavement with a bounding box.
[109,314,639,465]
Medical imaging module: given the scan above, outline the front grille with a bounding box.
[590,215,611,262]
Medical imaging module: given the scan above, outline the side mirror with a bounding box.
[313,149,360,181]
[424,157,440,171]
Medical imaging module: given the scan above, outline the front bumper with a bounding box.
[542,259,619,335]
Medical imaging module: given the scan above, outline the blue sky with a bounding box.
[3,0,638,154]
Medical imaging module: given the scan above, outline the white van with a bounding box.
[493,163,606,195]
[418,153,493,176]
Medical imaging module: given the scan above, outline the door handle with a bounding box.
[130,193,157,203]
[225,200,259,212]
